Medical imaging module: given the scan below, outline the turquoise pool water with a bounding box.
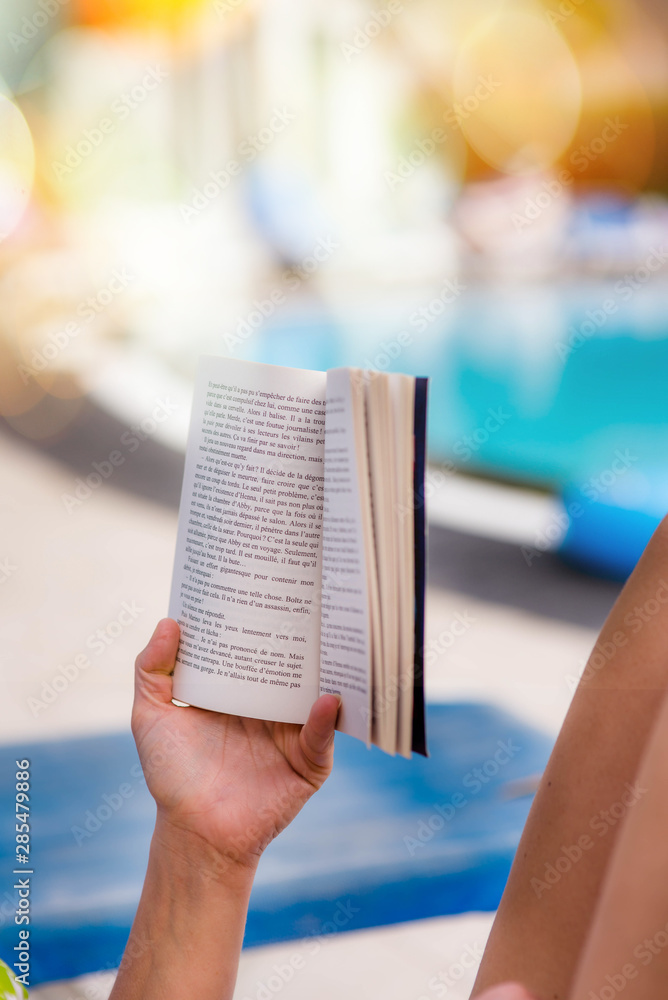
[235,279,668,492]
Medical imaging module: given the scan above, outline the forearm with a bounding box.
[109,815,257,1000]
[473,521,668,999]
[569,687,668,999]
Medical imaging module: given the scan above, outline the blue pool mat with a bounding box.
[558,471,668,580]
[0,703,551,984]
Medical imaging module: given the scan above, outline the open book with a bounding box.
[168,356,428,757]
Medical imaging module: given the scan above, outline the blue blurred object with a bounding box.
[240,284,668,581]
[565,194,637,268]
[245,165,335,265]
[0,704,551,985]
[239,284,668,492]
[559,469,668,580]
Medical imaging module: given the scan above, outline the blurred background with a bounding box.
[1,0,668,996]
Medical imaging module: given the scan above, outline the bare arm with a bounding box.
[109,619,339,1000]
[472,518,668,1000]
[108,821,256,1000]
[569,682,668,999]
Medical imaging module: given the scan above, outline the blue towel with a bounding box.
[0,703,550,985]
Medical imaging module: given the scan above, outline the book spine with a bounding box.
[411,377,429,756]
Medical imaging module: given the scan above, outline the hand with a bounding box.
[131,618,340,877]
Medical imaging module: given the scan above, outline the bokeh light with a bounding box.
[561,27,656,193]
[73,0,209,29]
[454,9,582,175]
[0,93,35,241]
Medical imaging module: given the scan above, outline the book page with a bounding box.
[319,368,373,744]
[169,356,327,724]
[389,373,416,759]
[365,372,399,754]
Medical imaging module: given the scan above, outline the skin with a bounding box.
[476,989,538,1000]
[109,618,340,1000]
[473,516,668,999]
[111,517,668,1000]
[568,684,668,999]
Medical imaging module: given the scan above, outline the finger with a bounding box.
[135,618,181,706]
[299,694,340,773]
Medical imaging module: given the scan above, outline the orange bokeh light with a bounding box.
[453,11,582,176]
[73,0,208,28]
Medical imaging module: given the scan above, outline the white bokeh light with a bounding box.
[0,93,35,241]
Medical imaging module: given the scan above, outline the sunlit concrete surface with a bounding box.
[0,430,176,745]
[30,911,496,1000]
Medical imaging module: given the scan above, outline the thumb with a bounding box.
[134,618,181,708]
[299,694,340,778]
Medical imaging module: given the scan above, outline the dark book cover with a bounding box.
[412,377,429,756]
